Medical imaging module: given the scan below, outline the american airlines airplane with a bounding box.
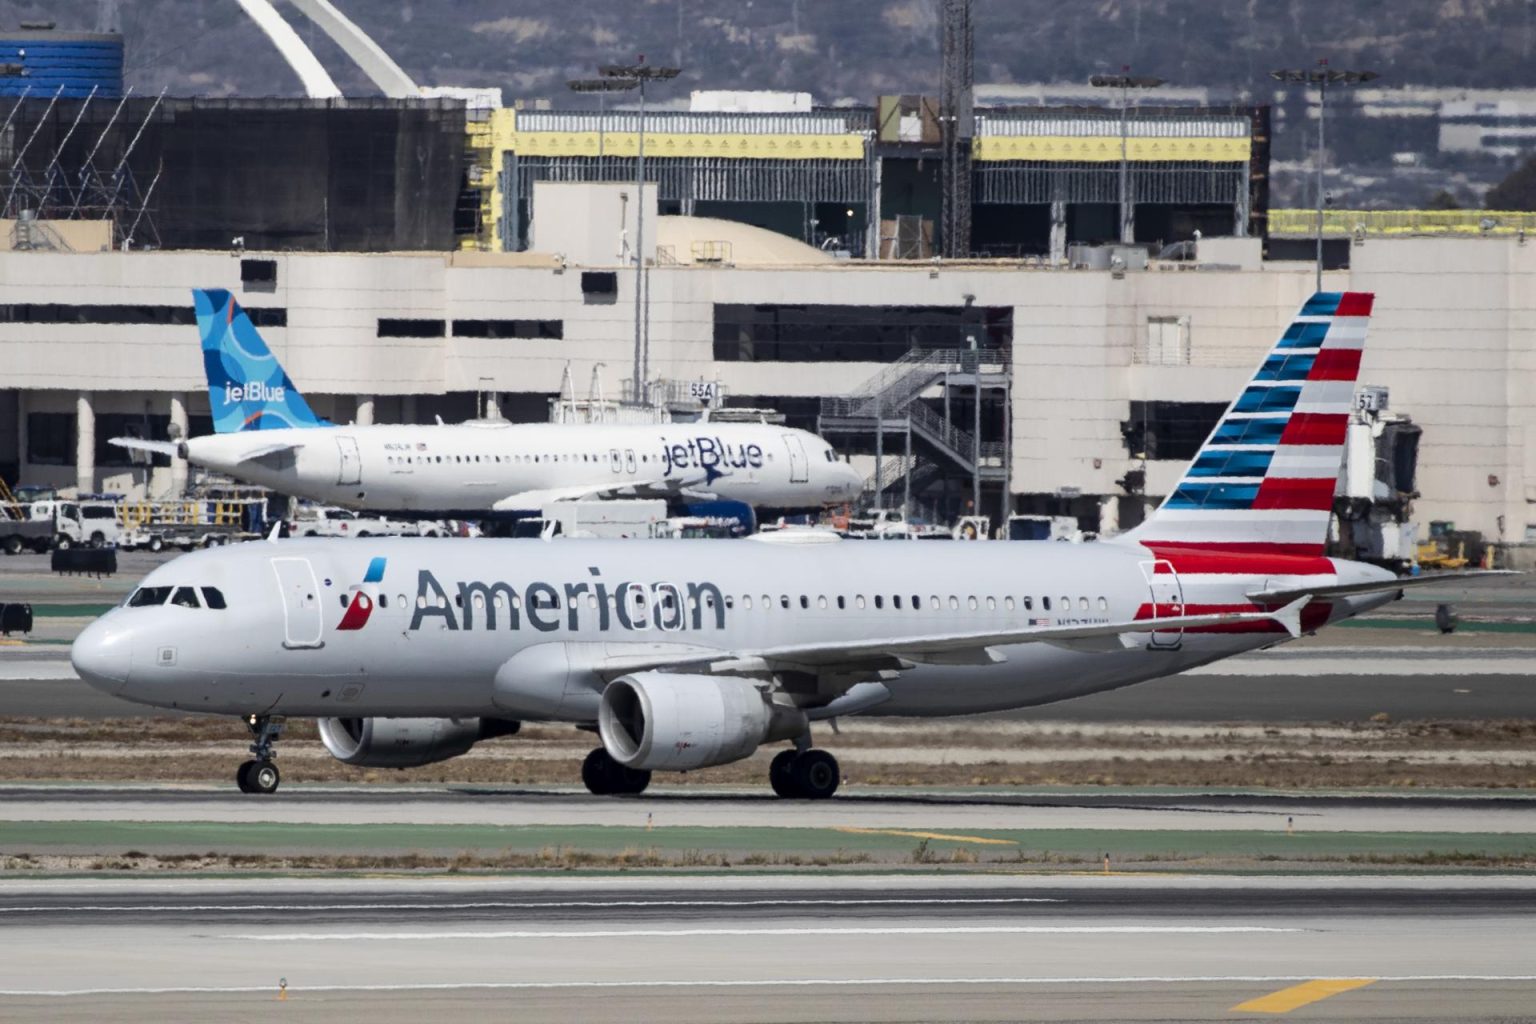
[111,289,863,516]
[73,292,1504,798]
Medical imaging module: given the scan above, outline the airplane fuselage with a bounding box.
[73,537,1396,721]
[183,421,863,515]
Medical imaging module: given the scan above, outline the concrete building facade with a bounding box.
[0,235,1530,540]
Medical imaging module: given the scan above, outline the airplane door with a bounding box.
[625,448,637,474]
[336,435,362,486]
[1138,559,1184,650]
[781,433,809,483]
[271,557,325,649]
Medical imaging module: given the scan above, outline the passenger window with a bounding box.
[1061,596,1070,611]
[800,595,809,609]
[1023,596,1033,610]
[817,596,827,609]
[986,596,996,611]
[929,594,939,608]
[128,586,172,607]
[948,596,959,610]
[339,595,349,608]
[1098,596,1108,611]
[911,595,921,610]
[874,595,884,609]
[1043,597,1052,611]
[378,594,388,609]
[1079,597,1089,611]
[856,595,866,610]
[836,596,846,610]
[967,596,978,611]
[743,596,753,610]
[893,595,902,610]
[780,595,790,609]
[200,587,227,610]
[170,587,201,609]
[1004,596,1015,611]
[762,594,771,609]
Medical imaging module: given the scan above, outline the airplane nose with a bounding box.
[71,618,134,694]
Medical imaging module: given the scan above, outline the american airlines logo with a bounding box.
[224,381,286,404]
[409,565,727,634]
[338,557,387,631]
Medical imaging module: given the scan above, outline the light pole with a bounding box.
[596,59,679,404]
[1270,63,1378,291]
[1090,72,1165,245]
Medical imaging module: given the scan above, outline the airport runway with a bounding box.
[5,784,1536,835]
[2,875,1534,1021]
[6,643,1536,721]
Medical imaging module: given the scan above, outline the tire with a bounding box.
[147,536,164,553]
[790,749,840,800]
[89,531,106,548]
[54,535,72,551]
[581,748,616,795]
[618,764,652,795]
[1,535,22,556]
[236,761,255,793]
[769,749,800,798]
[247,761,280,794]
[356,531,371,538]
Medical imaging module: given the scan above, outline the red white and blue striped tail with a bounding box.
[1125,291,1373,558]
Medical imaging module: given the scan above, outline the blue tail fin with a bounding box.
[195,288,324,433]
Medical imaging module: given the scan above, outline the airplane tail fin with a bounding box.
[195,288,324,432]
[1123,291,1374,557]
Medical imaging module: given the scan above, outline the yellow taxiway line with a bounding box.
[834,827,1016,846]
[1231,978,1376,1013]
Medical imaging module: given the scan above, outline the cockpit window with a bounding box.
[127,586,172,607]
[201,587,227,610]
[169,587,201,609]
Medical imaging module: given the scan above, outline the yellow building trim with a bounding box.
[973,135,1248,163]
[506,130,867,160]
[1271,208,1536,237]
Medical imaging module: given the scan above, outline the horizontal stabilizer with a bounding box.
[108,437,182,458]
[1247,570,1519,605]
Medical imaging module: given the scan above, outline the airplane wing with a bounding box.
[492,475,715,512]
[108,437,182,458]
[1246,570,1519,605]
[589,599,1310,681]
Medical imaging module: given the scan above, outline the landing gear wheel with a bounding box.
[790,749,840,800]
[237,716,286,795]
[247,761,280,794]
[582,747,651,796]
[1,535,21,556]
[769,749,799,798]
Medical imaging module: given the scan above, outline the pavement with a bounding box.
[2,875,1535,1022]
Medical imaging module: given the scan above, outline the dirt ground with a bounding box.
[6,715,1536,789]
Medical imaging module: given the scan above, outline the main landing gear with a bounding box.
[769,747,840,800]
[237,715,285,794]
[581,747,652,796]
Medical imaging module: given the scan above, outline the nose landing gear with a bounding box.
[236,715,285,794]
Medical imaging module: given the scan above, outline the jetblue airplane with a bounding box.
[111,289,863,516]
[73,293,1505,798]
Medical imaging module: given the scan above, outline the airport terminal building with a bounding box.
[0,228,1531,545]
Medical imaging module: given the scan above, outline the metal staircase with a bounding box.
[819,347,1010,518]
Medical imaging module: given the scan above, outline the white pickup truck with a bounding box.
[287,507,446,539]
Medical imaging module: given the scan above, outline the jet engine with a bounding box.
[598,672,806,772]
[317,716,520,769]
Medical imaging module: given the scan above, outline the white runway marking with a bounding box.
[8,974,1536,997]
[226,925,1298,942]
[0,896,1064,914]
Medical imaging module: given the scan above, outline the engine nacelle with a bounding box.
[317,716,520,769]
[598,672,807,772]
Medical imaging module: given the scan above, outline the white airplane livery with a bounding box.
[112,289,863,515]
[73,292,1506,798]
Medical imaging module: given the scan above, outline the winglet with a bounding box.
[267,522,283,544]
[1272,596,1310,639]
